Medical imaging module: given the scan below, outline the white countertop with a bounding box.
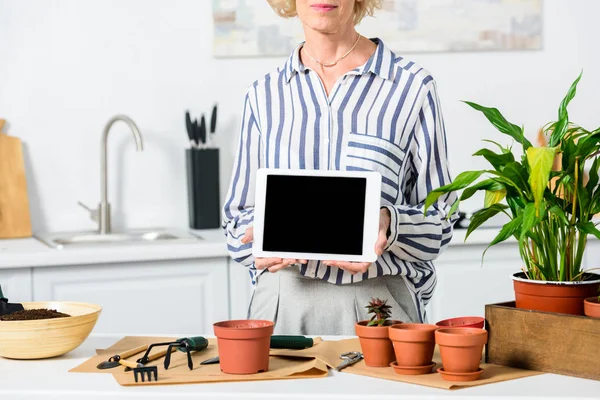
[0,227,507,270]
[0,333,597,400]
[0,229,229,269]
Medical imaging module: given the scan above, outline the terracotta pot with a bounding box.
[584,297,600,318]
[436,316,484,329]
[213,320,274,374]
[512,272,600,315]
[388,323,438,367]
[435,328,487,374]
[355,320,402,367]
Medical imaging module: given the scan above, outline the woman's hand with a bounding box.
[323,208,391,274]
[242,227,308,273]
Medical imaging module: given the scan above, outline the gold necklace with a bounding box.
[303,34,361,67]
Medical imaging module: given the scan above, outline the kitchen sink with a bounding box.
[34,229,203,249]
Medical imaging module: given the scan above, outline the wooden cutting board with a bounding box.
[0,119,32,238]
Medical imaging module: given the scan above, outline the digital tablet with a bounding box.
[253,168,382,262]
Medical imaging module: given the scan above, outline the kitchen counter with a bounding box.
[0,227,513,270]
[0,333,597,400]
[0,229,228,269]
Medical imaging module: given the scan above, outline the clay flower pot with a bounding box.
[355,320,402,367]
[213,320,274,374]
[436,316,484,329]
[388,323,438,367]
[584,297,600,318]
[435,327,487,380]
[512,272,600,315]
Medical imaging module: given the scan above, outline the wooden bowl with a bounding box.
[0,301,101,359]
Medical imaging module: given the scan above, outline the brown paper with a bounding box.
[70,336,328,386]
[270,338,544,390]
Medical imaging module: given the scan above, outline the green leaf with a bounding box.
[519,203,538,248]
[577,177,591,218]
[424,170,485,211]
[484,188,507,208]
[448,199,460,220]
[549,71,583,147]
[586,157,600,191]
[482,214,524,261]
[473,148,515,171]
[548,205,569,225]
[561,138,577,174]
[576,131,600,161]
[505,192,526,213]
[526,146,557,215]
[577,222,600,240]
[463,101,532,149]
[461,179,505,201]
[465,204,509,241]
[500,162,530,195]
[481,139,511,154]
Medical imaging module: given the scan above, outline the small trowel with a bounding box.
[0,285,24,316]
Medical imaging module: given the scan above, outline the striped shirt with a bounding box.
[222,38,458,322]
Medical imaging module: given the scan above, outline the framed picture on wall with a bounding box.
[212,0,544,58]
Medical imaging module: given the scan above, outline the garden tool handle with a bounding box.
[145,347,176,362]
[119,359,141,369]
[270,335,314,349]
[119,345,149,360]
[176,336,209,352]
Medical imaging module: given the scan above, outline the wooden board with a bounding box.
[485,301,600,381]
[0,132,32,238]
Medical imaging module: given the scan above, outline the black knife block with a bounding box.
[186,148,220,229]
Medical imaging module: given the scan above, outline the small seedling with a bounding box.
[366,297,392,326]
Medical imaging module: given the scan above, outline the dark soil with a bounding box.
[0,309,71,321]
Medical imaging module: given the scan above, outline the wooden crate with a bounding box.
[485,301,600,381]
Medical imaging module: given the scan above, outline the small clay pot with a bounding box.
[436,316,484,329]
[435,328,487,374]
[584,297,600,318]
[388,323,438,367]
[213,319,274,374]
[355,320,402,367]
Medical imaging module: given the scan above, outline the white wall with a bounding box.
[1,0,599,234]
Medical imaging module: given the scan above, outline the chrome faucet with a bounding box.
[79,115,144,234]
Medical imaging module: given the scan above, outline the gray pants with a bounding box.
[248,266,419,335]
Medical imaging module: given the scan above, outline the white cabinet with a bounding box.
[426,240,521,324]
[32,258,229,334]
[0,268,33,301]
[228,262,253,320]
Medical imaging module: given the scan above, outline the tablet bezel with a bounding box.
[253,168,382,262]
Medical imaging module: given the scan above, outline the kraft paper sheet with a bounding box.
[69,336,328,386]
[270,338,544,390]
[71,336,542,389]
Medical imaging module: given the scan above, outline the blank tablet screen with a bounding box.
[262,175,366,255]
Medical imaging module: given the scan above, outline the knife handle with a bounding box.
[270,335,314,349]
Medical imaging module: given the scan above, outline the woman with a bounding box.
[222,0,458,335]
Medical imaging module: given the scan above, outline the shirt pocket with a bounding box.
[342,133,405,205]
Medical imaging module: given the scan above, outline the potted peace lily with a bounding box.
[425,72,600,315]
